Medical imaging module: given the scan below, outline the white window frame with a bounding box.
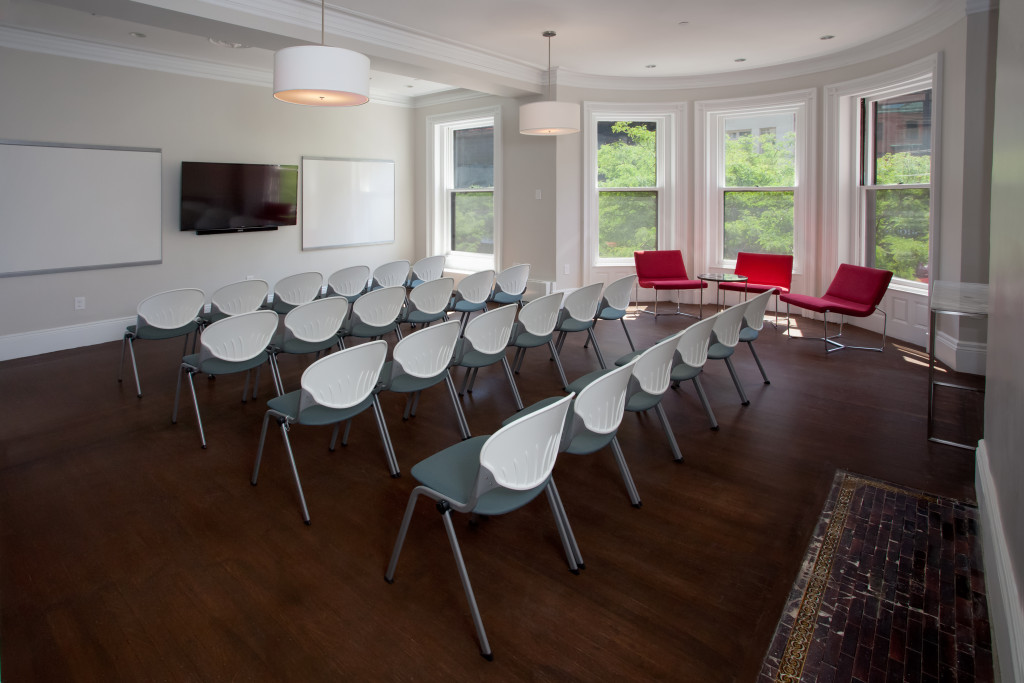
[824,56,939,294]
[583,103,684,280]
[426,107,502,273]
[695,89,815,276]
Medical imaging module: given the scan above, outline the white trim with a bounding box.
[823,55,940,294]
[425,107,502,273]
[582,103,686,287]
[0,316,133,362]
[976,440,1024,683]
[933,329,988,375]
[694,89,815,277]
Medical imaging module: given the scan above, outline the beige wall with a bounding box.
[983,0,1024,674]
[0,47,415,346]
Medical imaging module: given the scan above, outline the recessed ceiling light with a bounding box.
[645,64,657,69]
[734,58,747,62]
[678,21,689,25]
[820,35,835,40]
[129,32,146,39]
[208,38,248,49]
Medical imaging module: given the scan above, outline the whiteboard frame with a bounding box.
[0,139,163,278]
[301,156,396,251]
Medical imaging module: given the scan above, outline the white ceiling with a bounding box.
[0,0,965,103]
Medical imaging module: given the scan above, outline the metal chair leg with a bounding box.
[610,437,641,507]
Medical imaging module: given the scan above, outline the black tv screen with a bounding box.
[180,161,298,234]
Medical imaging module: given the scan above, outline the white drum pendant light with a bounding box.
[519,31,579,136]
[274,0,370,106]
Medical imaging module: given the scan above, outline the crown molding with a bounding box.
[558,0,965,92]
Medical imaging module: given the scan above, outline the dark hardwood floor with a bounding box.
[0,305,981,681]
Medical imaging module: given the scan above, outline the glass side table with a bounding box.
[698,273,747,313]
[928,281,988,450]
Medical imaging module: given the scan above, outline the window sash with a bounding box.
[449,189,494,256]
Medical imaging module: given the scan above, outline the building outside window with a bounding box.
[427,108,500,272]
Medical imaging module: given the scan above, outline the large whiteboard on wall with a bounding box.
[301,157,395,250]
[0,140,162,277]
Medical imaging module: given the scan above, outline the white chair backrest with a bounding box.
[274,272,323,306]
[200,310,278,363]
[462,304,518,355]
[137,288,205,329]
[327,265,370,298]
[494,264,530,296]
[351,286,406,327]
[674,314,717,369]
[573,360,635,435]
[392,320,461,379]
[562,282,604,322]
[602,275,636,311]
[478,393,574,495]
[283,297,348,343]
[712,301,750,349]
[632,331,684,397]
[372,260,411,288]
[408,277,455,316]
[518,292,564,336]
[210,280,268,317]
[742,290,773,333]
[299,339,387,412]
[455,269,495,305]
[410,255,446,283]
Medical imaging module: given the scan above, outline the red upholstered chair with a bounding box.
[718,252,793,327]
[780,264,893,353]
[633,250,707,319]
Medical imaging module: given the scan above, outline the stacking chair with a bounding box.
[267,297,349,394]
[488,263,530,306]
[380,320,470,442]
[205,279,269,324]
[173,310,279,448]
[119,288,205,398]
[450,269,495,334]
[384,393,578,660]
[270,272,323,314]
[400,277,454,328]
[570,331,686,462]
[339,286,406,347]
[508,291,569,391]
[406,255,446,288]
[554,282,606,369]
[591,274,637,352]
[780,264,894,354]
[326,265,370,302]
[505,359,641,507]
[251,340,396,524]
[738,290,774,384]
[633,250,707,318]
[371,260,411,290]
[452,304,523,411]
[706,300,752,406]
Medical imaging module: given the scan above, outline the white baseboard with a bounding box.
[976,439,1024,683]
[0,316,133,362]
[935,329,988,375]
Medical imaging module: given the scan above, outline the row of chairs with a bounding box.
[383,290,776,660]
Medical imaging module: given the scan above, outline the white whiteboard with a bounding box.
[0,141,162,277]
[301,157,395,250]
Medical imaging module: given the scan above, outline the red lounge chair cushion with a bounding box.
[780,264,893,319]
[719,252,793,295]
[634,251,707,291]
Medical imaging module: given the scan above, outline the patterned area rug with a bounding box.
[758,471,994,682]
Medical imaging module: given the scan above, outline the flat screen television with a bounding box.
[180,161,298,234]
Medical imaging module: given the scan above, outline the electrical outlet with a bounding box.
[563,263,570,275]
[74,296,86,310]
[535,189,542,200]
[245,275,255,280]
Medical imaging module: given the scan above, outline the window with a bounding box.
[824,57,936,291]
[697,91,814,272]
[860,89,932,283]
[427,108,501,271]
[583,104,681,272]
